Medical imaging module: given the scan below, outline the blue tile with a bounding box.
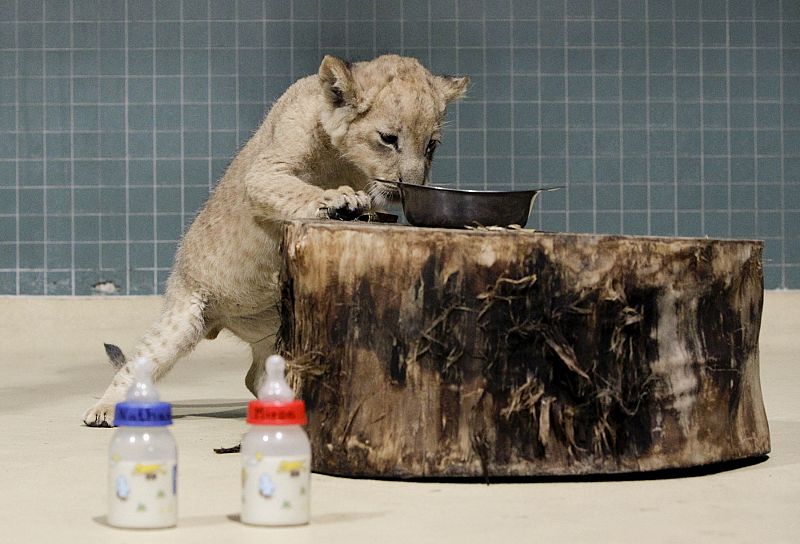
[755,22,780,47]
[622,212,648,235]
[730,130,755,156]
[730,183,756,211]
[0,214,17,239]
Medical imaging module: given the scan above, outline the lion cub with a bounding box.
[83,54,468,426]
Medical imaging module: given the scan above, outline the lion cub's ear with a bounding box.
[319,55,360,109]
[435,74,470,104]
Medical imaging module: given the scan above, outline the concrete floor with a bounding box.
[0,292,798,543]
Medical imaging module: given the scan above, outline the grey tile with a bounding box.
[19,242,44,269]
[100,160,125,186]
[731,187,761,222]
[540,48,565,73]
[46,215,71,241]
[0,211,15,239]
[568,211,594,233]
[46,241,71,268]
[622,21,646,47]
[569,158,593,183]
[730,130,755,156]
[45,270,72,295]
[730,158,756,183]
[19,161,44,187]
[623,157,647,182]
[756,129,781,156]
[757,158,781,183]
[100,215,125,241]
[622,212,648,235]
[156,240,177,269]
[650,157,675,183]
[651,212,675,236]
[568,49,592,73]
[568,131,593,156]
[756,76,780,101]
[19,188,44,214]
[100,241,126,270]
[675,210,702,237]
[539,21,564,48]
[704,210,729,238]
[596,182,621,210]
[567,21,592,46]
[755,22,780,47]
[99,132,126,158]
[703,157,728,184]
[19,271,45,295]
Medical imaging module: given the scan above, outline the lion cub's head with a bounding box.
[318,54,468,200]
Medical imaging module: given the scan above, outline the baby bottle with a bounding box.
[241,355,311,526]
[108,357,177,529]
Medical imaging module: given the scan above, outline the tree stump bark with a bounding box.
[278,220,770,478]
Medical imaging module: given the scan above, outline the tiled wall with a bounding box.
[1,0,798,294]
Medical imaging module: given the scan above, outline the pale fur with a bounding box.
[83,54,468,426]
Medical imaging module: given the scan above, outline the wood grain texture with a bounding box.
[279,220,770,478]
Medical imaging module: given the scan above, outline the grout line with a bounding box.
[14,0,19,294]
[753,0,759,240]
[779,0,786,288]
[234,0,240,158]
[536,0,546,231]
[427,0,432,67]
[454,0,460,188]
[401,0,405,55]
[726,0,732,238]
[289,0,294,81]
[42,1,48,294]
[618,0,624,234]
[94,10,102,288]
[151,0,157,293]
[207,0,212,192]
[124,0,130,294]
[672,0,678,236]
[645,0,651,235]
[511,0,517,192]
[179,0,185,242]
[699,0,706,235]
[69,0,75,294]
[482,2,487,190]
[591,0,597,233]
[564,0,570,232]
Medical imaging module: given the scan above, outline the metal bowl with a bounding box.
[387,182,559,229]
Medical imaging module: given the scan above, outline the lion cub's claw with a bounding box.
[317,187,372,221]
[83,402,115,427]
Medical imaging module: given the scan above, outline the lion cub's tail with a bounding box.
[103,343,127,370]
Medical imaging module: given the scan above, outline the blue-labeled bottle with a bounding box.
[108,357,177,529]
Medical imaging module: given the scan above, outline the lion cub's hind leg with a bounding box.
[245,340,274,397]
[83,287,209,427]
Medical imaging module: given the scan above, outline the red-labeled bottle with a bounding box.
[240,355,310,526]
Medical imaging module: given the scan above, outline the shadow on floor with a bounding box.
[314,455,771,484]
[171,399,249,420]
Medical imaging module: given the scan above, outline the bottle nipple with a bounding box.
[257,355,294,402]
[126,357,160,403]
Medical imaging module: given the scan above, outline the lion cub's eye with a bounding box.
[378,132,399,149]
[426,139,440,157]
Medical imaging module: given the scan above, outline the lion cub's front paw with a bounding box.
[83,402,116,427]
[316,186,372,221]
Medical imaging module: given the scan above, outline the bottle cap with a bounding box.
[114,357,172,426]
[247,355,307,426]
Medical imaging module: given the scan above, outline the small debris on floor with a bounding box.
[213,444,241,454]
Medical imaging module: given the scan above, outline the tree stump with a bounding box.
[278,220,770,478]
